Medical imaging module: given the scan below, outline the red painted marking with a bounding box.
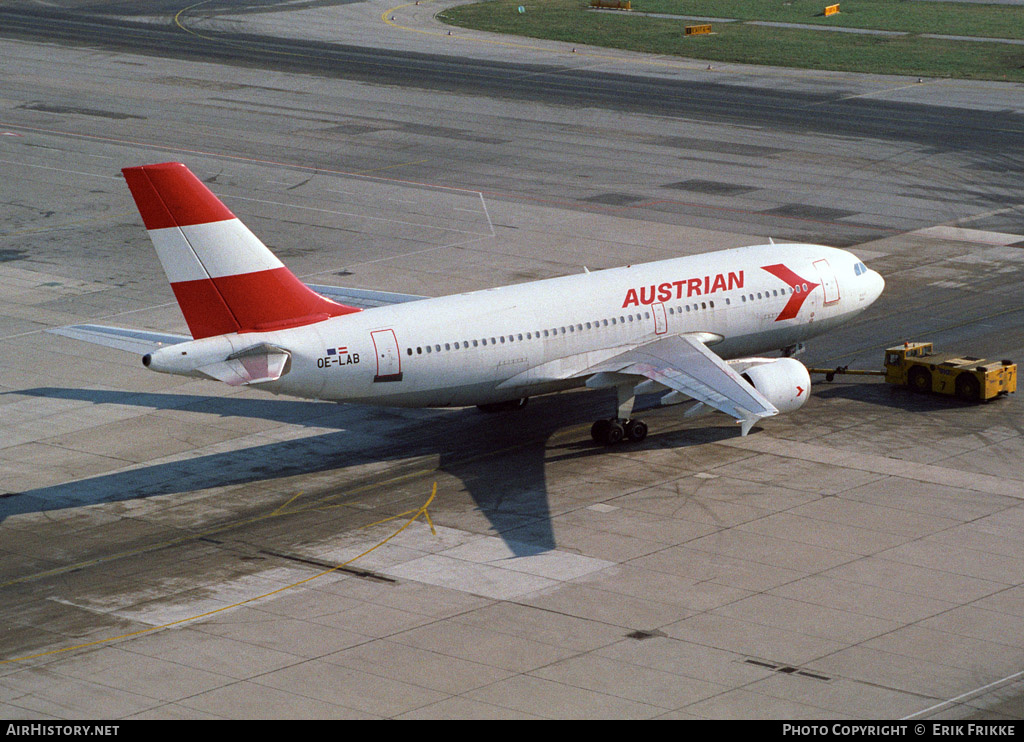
[761,264,820,322]
[171,267,360,339]
[123,162,234,230]
[171,278,239,339]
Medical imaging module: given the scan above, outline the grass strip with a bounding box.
[438,0,1024,82]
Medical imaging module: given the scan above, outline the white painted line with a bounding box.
[902,669,1024,719]
[0,158,120,179]
[913,226,1024,246]
[226,194,493,238]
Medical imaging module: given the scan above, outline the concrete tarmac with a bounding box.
[1,0,1023,719]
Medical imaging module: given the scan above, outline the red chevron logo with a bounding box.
[761,264,820,321]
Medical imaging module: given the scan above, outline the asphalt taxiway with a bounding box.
[1,0,1023,719]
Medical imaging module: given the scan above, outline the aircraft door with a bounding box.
[814,259,840,306]
[653,303,668,335]
[371,329,403,382]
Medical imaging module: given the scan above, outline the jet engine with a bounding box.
[736,357,811,414]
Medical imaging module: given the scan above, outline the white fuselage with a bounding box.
[171,243,883,407]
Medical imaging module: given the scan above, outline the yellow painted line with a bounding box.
[270,490,305,516]
[0,483,436,664]
[0,464,440,590]
[173,0,216,41]
[2,413,586,591]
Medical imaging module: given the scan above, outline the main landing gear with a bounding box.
[590,378,648,446]
[591,417,648,445]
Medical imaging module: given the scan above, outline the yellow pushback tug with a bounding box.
[883,342,1016,401]
[811,342,1017,402]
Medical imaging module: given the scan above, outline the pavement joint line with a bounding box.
[0,483,437,665]
[0,420,589,591]
[719,435,1024,498]
[0,464,439,590]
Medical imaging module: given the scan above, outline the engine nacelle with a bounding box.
[738,357,811,414]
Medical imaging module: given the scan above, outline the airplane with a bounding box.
[52,162,885,445]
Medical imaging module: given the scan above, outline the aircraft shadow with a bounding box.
[3,387,714,556]
[812,380,996,412]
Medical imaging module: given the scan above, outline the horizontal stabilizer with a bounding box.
[306,284,427,309]
[48,324,190,354]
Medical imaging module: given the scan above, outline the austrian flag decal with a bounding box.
[761,264,820,322]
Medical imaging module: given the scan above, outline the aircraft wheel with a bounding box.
[604,420,625,445]
[624,419,648,442]
[591,418,624,445]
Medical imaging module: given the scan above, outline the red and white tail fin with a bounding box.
[122,162,359,339]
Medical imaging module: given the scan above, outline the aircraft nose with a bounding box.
[868,269,885,302]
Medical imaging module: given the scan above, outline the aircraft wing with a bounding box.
[585,334,779,435]
[306,284,427,309]
[48,324,190,354]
